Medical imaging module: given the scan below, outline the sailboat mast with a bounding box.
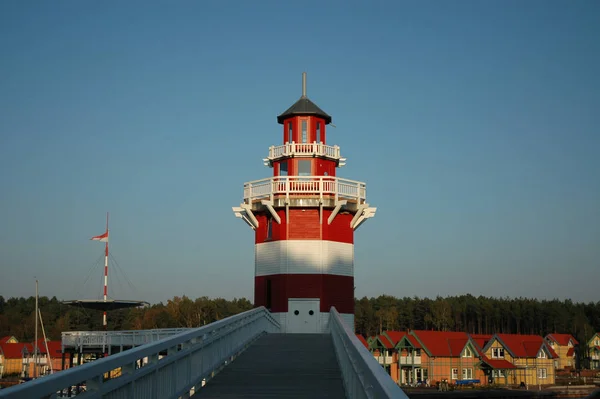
[103,212,109,329]
[34,279,38,378]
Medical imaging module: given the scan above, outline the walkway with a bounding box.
[196,333,347,398]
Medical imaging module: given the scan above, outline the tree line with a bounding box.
[1,294,599,348]
[0,295,253,341]
[355,294,600,346]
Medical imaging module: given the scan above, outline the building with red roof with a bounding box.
[587,333,600,370]
[482,333,556,386]
[360,330,562,387]
[407,330,485,386]
[384,330,423,379]
[355,334,369,350]
[0,342,29,376]
[0,336,18,344]
[368,334,399,381]
[545,333,578,370]
[21,338,64,377]
[0,339,64,378]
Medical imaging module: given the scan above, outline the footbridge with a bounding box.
[0,307,407,399]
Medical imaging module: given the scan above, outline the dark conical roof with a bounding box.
[277,96,332,124]
[277,72,332,124]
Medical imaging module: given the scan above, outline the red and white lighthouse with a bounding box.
[233,73,376,333]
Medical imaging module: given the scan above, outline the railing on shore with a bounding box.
[243,176,367,204]
[329,306,408,399]
[62,328,192,354]
[0,307,280,399]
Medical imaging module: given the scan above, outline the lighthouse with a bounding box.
[233,73,376,333]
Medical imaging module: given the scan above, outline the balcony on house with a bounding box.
[399,356,422,365]
[376,355,394,365]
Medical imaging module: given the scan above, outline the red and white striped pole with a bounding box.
[103,212,109,329]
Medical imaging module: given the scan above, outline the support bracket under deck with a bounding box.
[232,204,259,230]
[261,200,281,224]
[327,200,347,225]
[350,204,377,230]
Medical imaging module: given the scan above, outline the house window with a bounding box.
[462,368,473,379]
[492,370,505,378]
[316,122,321,143]
[301,120,307,143]
[538,350,547,359]
[538,368,547,379]
[492,348,505,358]
[288,122,293,143]
[279,161,288,176]
[298,160,311,177]
[463,347,473,357]
[415,368,422,381]
[415,349,421,356]
[451,368,458,380]
[595,339,599,346]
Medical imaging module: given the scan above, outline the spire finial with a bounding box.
[302,72,307,98]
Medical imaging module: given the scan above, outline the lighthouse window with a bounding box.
[298,160,311,177]
[279,161,288,176]
[266,217,273,240]
[316,122,321,143]
[288,122,293,143]
[301,120,307,143]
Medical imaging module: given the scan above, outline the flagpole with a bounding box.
[34,279,38,378]
[103,212,109,330]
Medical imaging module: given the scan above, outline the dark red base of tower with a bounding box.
[255,274,354,314]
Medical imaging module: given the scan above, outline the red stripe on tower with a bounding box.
[233,72,376,333]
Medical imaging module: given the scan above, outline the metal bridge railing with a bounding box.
[0,307,280,399]
[329,307,409,399]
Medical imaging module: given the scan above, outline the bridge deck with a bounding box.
[196,333,347,398]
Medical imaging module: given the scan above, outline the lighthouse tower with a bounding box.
[233,73,376,333]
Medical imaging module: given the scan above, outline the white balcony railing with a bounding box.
[399,356,422,365]
[243,176,366,204]
[267,142,341,161]
[376,356,394,365]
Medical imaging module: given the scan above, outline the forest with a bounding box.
[1,294,599,347]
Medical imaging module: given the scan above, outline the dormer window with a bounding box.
[462,347,473,357]
[538,349,547,359]
[492,348,504,358]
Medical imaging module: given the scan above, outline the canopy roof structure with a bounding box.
[62,299,149,311]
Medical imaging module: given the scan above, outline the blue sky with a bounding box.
[1,1,598,304]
